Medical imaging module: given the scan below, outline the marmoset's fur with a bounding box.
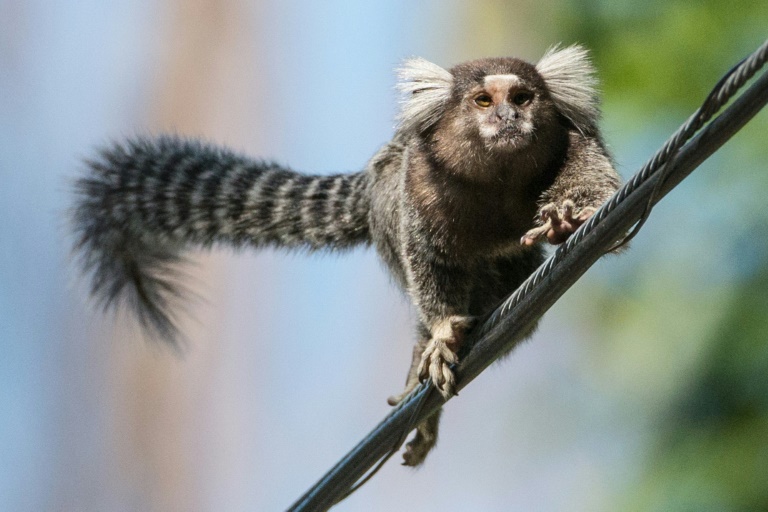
[73,45,620,466]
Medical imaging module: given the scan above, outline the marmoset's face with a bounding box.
[449,58,555,152]
[465,74,541,150]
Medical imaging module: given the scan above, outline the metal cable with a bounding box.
[287,39,768,512]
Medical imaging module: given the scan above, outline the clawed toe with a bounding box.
[417,338,457,399]
[402,437,432,467]
[401,410,442,467]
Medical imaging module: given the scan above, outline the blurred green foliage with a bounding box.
[552,2,768,510]
[613,266,768,511]
[559,0,768,110]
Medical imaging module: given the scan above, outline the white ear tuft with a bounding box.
[396,57,454,132]
[536,44,600,135]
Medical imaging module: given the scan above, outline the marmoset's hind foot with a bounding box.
[521,199,597,246]
[417,315,476,399]
[402,409,442,467]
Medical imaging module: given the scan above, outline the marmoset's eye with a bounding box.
[512,91,533,106]
[474,94,492,108]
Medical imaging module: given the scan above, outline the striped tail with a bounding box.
[73,136,371,344]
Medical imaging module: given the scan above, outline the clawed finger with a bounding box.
[540,203,561,225]
[525,200,599,246]
[521,222,551,245]
[561,199,574,220]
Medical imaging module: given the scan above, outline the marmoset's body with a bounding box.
[73,45,620,465]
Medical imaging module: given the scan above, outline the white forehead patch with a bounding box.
[483,74,521,88]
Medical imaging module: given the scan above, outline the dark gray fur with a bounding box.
[73,137,370,340]
[72,45,620,466]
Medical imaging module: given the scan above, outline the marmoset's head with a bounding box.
[397,45,600,154]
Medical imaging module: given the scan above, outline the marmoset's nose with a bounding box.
[495,103,516,122]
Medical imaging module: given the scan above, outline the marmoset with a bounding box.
[73,45,620,466]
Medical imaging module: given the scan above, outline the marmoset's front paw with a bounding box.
[417,315,476,399]
[521,199,596,246]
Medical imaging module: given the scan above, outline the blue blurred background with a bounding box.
[1,1,767,510]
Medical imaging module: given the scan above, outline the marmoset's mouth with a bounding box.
[488,125,529,148]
